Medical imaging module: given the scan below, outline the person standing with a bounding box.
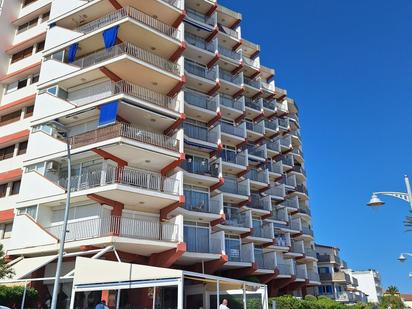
[95,300,109,309]
[219,299,229,309]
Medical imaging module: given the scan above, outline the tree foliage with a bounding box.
[0,285,38,308]
[378,295,404,309]
[385,285,400,295]
[0,244,13,279]
[270,295,374,309]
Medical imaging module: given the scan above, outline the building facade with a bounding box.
[0,0,319,307]
[313,244,368,304]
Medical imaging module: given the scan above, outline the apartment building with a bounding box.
[313,244,368,304]
[346,269,383,303]
[0,0,319,307]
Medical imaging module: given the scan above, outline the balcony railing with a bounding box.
[275,87,287,97]
[243,76,260,89]
[72,42,180,75]
[254,250,275,270]
[292,165,306,176]
[186,8,215,26]
[246,121,264,134]
[185,59,217,81]
[308,271,320,282]
[77,6,180,38]
[46,216,179,242]
[247,144,265,158]
[267,161,282,174]
[281,155,293,166]
[277,263,292,275]
[221,150,247,166]
[220,122,244,138]
[266,140,280,152]
[224,207,249,228]
[184,89,217,111]
[305,247,317,259]
[261,81,274,91]
[250,195,270,211]
[70,122,179,151]
[252,222,272,239]
[243,56,259,68]
[183,190,220,214]
[264,119,278,132]
[219,94,243,110]
[296,184,308,195]
[58,164,180,195]
[218,24,239,39]
[278,118,289,129]
[218,68,242,84]
[317,254,341,264]
[263,99,276,110]
[68,80,177,110]
[274,236,289,247]
[220,178,248,196]
[292,148,304,157]
[302,226,314,236]
[247,169,267,183]
[244,97,261,111]
[185,32,215,53]
[183,122,218,143]
[181,157,219,177]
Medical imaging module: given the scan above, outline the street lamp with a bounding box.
[367,175,412,211]
[48,121,72,309]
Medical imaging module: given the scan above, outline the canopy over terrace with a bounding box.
[72,257,269,309]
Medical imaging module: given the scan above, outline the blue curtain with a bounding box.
[67,43,78,63]
[102,25,119,48]
[99,101,118,127]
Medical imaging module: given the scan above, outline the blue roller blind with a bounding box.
[68,43,78,63]
[102,25,119,49]
[99,101,118,127]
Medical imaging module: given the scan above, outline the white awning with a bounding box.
[10,255,58,279]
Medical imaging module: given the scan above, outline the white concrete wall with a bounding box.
[0,0,20,76]
[25,130,66,162]
[18,171,65,203]
[351,271,380,303]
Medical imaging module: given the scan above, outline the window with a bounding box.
[31,73,39,84]
[10,180,21,195]
[41,11,50,21]
[0,110,21,126]
[17,141,28,155]
[35,40,45,52]
[17,17,38,34]
[17,78,28,89]
[24,105,34,118]
[3,223,13,239]
[318,267,330,274]
[17,205,37,219]
[11,46,33,63]
[0,184,7,198]
[0,145,15,160]
[22,0,37,7]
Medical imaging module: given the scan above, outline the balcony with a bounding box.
[261,80,275,92]
[247,144,266,160]
[65,80,179,113]
[223,207,250,228]
[45,215,180,243]
[183,190,221,214]
[184,89,218,120]
[274,235,289,247]
[219,94,244,111]
[304,247,317,259]
[317,254,341,264]
[295,184,308,196]
[244,97,262,111]
[281,155,294,168]
[252,221,273,239]
[243,76,260,89]
[220,122,246,146]
[267,184,285,200]
[220,177,249,200]
[295,264,308,280]
[263,99,276,111]
[274,87,287,100]
[291,165,307,177]
[246,121,265,137]
[183,122,219,144]
[70,122,179,152]
[249,194,271,212]
[301,225,314,237]
[59,164,180,196]
[185,59,217,81]
[184,226,220,254]
[270,208,288,222]
[264,119,279,135]
[185,32,216,53]
[225,240,253,263]
[218,24,240,40]
[220,149,248,173]
[267,160,282,178]
[277,263,293,276]
[76,6,180,39]
[247,169,269,185]
[266,140,281,155]
[254,249,276,270]
[282,196,299,209]
[186,8,216,27]
[181,156,219,178]
[72,42,180,76]
[278,117,290,131]
[218,68,242,85]
[243,56,259,69]
[308,270,320,283]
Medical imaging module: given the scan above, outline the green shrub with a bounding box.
[304,295,318,301]
[0,285,38,307]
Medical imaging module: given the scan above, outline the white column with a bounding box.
[177,278,184,309]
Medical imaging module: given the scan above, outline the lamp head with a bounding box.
[399,254,406,263]
[367,194,385,207]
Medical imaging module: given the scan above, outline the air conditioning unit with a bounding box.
[46,161,59,172]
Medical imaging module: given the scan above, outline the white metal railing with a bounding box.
[58,164,180,195]
[46,216,179,242]
[68,80,177,110]
[72,42,180,75]
[70,122,179,151]
[77,6,180,39]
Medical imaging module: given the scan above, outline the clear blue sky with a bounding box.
[219,0,412,293]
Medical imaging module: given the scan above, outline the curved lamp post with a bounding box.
[367,175,412,211]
